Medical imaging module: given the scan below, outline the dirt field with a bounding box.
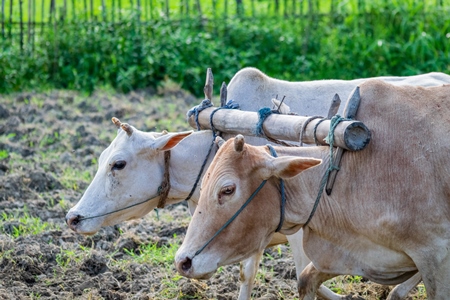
[0,84,427,299]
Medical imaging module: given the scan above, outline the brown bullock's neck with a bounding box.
[267,145,331,235]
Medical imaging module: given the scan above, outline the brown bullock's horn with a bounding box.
[215,136,225,148]
[234,134,245,152]
[162,130,168,135]
[112,117,122,128]
[121,123,133,136]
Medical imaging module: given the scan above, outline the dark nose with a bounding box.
[65,213,82,231]
[177,256,193,274]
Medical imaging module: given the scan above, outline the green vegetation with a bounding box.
[123,239,180,267]
[0,211,61,238]
[1,1,449,95]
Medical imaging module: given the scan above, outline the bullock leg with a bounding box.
[386,273,421,300]
[414,250,450,299]
[238,250,264,300]
[288,231,354,300]
[298,262,336,300]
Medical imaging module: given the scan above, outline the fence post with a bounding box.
[20,0,24,52]
[1,0,4,39]
[119,0,122,21]
[166,0,170,18]
[84,0,87,21]
[196,0,202,17]
[112,0,115,23]
[72,0,76,20]
[102,0,107,22]
[8,0,12,39]
[90,0,94,21]
[28,0,31,47]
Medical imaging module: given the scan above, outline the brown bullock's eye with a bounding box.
[220,185,235,196]
[112,160,126,171]
[218,184,235,205]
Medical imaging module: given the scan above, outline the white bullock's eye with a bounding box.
[112,160,127,171]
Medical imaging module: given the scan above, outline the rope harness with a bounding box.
[303,114,348,227]
[192,145,285,259]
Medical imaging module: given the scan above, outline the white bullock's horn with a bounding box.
[234,134,245,152]
[215,136,225,148]
[120,123,133,136]
[111,117,122,128]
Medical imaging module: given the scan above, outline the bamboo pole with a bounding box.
[187,107,371,151]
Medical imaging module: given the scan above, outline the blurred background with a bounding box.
[1,0,449,95]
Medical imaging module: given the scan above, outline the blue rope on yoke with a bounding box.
[256,107,278,137]
[186,99,214,130]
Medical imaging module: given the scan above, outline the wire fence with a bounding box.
[1,0,450,51]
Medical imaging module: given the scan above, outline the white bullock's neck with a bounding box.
[166,130,216,205]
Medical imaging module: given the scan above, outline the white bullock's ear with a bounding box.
[272,98,291,114]
[151,131,193,151]
[266,156,322,179]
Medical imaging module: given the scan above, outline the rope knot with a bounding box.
[187,99,214,130]
[255,107,278,137]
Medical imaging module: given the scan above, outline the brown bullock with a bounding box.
[175,80,450,299]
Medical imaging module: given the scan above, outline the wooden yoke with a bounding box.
[187,103,370,151]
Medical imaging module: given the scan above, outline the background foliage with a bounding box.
[1,0,449,95]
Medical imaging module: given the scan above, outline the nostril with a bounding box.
[66,214,82,228]
[181,257,192,272]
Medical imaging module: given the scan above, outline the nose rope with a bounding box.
[192,145,285,259]
[192,179,268,259]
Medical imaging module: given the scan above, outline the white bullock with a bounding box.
[66,68,450,299]
[175,80,450,299]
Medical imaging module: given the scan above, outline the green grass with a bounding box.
[0,211,61,238]
[123,240,180,267]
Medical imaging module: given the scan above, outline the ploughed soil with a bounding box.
[0,83,427,299]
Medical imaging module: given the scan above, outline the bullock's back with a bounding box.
[340,80,450,229]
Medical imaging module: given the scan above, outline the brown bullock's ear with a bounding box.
[112,117,122,128]
[215,136,225,148]
[270,156,322,179]
[234,134,245,152]
[121,123,134,136]
[151,131,193,151]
